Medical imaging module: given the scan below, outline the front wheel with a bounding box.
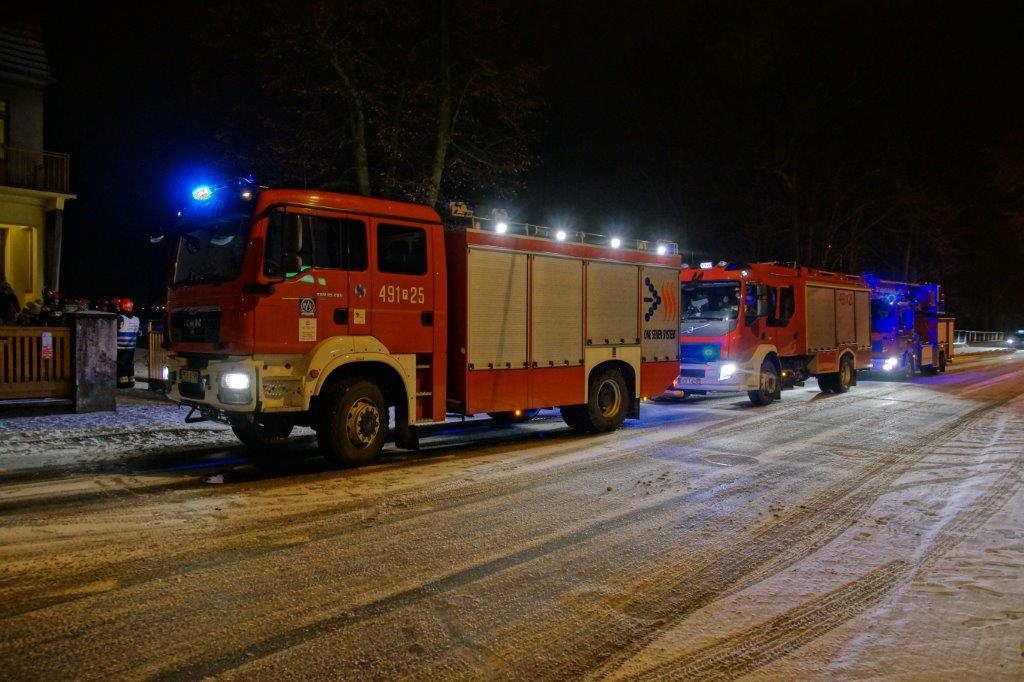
[748,360,779,405]
[318,379,387,467]
[902,353,917,380]
[562,368,630,433]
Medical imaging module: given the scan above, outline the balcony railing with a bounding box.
[0,144,70,194]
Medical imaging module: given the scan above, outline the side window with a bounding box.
[768,286,794,327]
[265,212,367,276]
[378,224,427,275]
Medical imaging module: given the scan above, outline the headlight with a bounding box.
[883,357,899,371]
[719,363,737,381]
[221,372,251,390]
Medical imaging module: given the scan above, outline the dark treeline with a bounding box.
[43,1,1023,328]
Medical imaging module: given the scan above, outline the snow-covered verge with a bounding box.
[0,344,1010,472]
[0,390,240,471]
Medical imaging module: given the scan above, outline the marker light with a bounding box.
[656,244,667,255]
[495,222,508,234]
[191,185,214,201]
[610,237,622,248]
[555,229,567,241]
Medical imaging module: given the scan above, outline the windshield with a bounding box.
[169,178,260,286]
[680,281,741,336]
[683,281,741,320]
[171,218,251,286]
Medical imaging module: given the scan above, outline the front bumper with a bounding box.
[168,356,308,415]
[672,360,756,393]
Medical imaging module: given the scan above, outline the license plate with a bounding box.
[180,369,200,384]
[678,377,703,385]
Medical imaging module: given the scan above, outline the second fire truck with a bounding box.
[667,261,872,405]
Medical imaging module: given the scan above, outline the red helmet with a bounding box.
[120,298,134,313]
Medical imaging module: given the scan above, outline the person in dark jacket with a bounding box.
[0,276,20,324]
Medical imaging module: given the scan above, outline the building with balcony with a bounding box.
[1,8,74,313]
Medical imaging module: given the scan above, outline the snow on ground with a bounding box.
[0,343,1007,472]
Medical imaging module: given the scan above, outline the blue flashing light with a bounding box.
[192,185,214,202]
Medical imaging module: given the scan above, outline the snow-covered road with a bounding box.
[0,348,1021,679]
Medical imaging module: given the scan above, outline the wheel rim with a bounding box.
[596,379,623,417]
[346,398,382,448]
[761,366,778,395]
[840,360,852,387]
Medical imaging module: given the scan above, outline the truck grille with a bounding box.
[170,310,221,344]
[680,342,720,364]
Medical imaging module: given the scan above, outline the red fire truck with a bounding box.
[864,276,954,376]
[161,178,681,465]
[665,261,871,405]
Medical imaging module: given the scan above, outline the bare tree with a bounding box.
[195,0,540,205]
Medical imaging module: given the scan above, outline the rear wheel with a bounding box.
[938,350,947,372]
[231,415,293,447]
[318,379,386,467]
[835,355,854,393]
[748,360,779,405]
[562,368,630,433]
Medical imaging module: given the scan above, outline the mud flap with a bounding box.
[628,397,641,420]
[394,423,420,450]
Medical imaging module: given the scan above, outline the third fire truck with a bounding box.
[160,178,681,466]
[667,261,871,405]
[864,276,954,376]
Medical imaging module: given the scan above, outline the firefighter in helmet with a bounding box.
[114,297,142,388]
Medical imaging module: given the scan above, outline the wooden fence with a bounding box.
[0,326,73,400]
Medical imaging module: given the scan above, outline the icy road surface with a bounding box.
[0,350,1022,679]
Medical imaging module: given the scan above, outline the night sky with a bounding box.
[39,1,1024,328]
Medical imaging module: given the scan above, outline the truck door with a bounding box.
[369,221,434,354]
[257,210,369,352]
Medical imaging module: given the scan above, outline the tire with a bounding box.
[817,374,837,393]
[560,404,592,432]
[748,360,779,405]
[231,415,293,447]
[562,368,630,433]
[835,355,854,393]
[488,409,541,424]
[938,350,947,373]
[317,379,387,467]
[903,353,916,380]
